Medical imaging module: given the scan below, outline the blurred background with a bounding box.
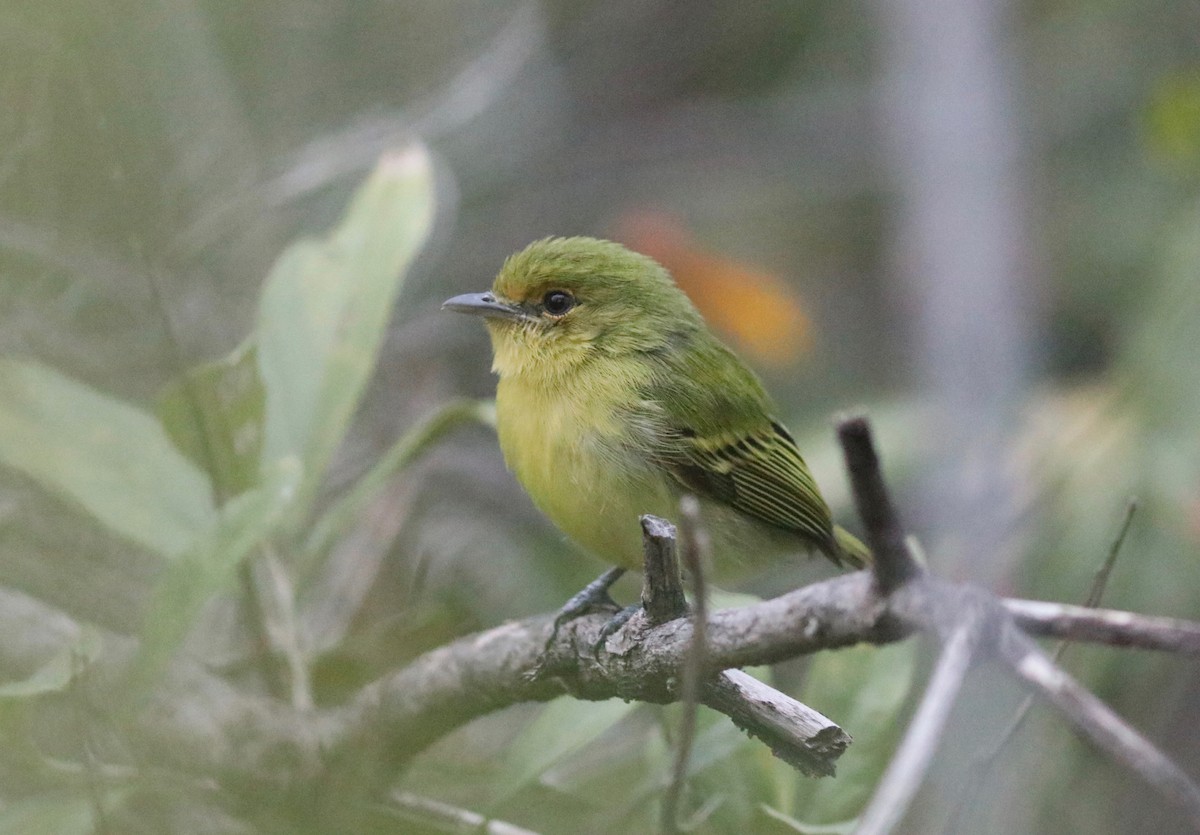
[2,0,1199,832]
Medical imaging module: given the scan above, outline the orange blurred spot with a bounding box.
[613,210,813,368]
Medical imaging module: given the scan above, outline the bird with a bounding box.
[443,236,870,589]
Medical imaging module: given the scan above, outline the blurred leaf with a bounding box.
[492,697,639,805]
[796,641,917,823]
[256,145,435,515]
[759,804,856,834]
[0,790,115,835]
[0,359,216,558]
[645,669,782,796]
[1123,209,1200,428]
[303,398,494,565]
[521,705,666,825]
[676,710,756,780]
[157,341,264,498]
[0,627,102,700]
[131,457,301,694]
[1145,70,1200,173]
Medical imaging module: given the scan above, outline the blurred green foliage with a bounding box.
[0,1,1198,833]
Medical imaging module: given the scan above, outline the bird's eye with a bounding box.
[542,290,575,316]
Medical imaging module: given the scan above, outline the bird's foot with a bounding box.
[526,567,626,681]
[590,603,642,659]
[549,567,626,647]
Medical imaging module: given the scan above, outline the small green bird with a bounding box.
[444,237,869,582]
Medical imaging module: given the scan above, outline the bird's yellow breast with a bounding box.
[494,361,673,570]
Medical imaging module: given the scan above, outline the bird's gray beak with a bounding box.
[441,292,527,322]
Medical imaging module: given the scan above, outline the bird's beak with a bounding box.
[441,292,527,322]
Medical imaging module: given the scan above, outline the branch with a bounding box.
[9,565,1193,802]
[1002,599,1200,655]
[320,572,881,784]
[856,615,983,835]
[1001,624,1200,829]
[640,514,687,625]
[701,669,848,770]
[837,414,922,592]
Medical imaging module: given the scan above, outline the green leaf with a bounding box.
[131,456,301,694]
[796,641,918,823]
[303,398,494,564]
[1146,70,1200,171]
[0,627,103,700]
[0,359,216,558]
[157,340,265,498]
[0,790,109,835]
[493,697,639,804]
[256,145,435,514]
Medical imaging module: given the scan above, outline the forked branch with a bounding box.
[834,415,1200,832]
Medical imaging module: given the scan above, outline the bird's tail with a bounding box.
[832,525,872,569]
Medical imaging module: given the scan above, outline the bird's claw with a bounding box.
[541,567,625,648]
[590,603,642,659]
[527,568,627,680]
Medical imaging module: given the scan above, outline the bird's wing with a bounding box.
[629,327,836,551]
[660,419,835,548]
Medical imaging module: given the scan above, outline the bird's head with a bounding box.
[443,237,700,380]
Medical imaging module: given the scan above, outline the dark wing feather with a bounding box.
[662,420,835,550]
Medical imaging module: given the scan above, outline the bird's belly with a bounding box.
[496,380,672,570]
[494,379,818,581]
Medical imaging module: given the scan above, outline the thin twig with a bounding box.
[836,415,921,593]
[386,790,542,835]
[661,496,710,835]
[855,614,983,835]
[1001,625,1200,830]
[256,546,314,712]
[1083,499,1138,609]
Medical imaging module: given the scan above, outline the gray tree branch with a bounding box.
[1003,599,1200,654]
[1001,623,1200,830]
[856,615,983,835]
